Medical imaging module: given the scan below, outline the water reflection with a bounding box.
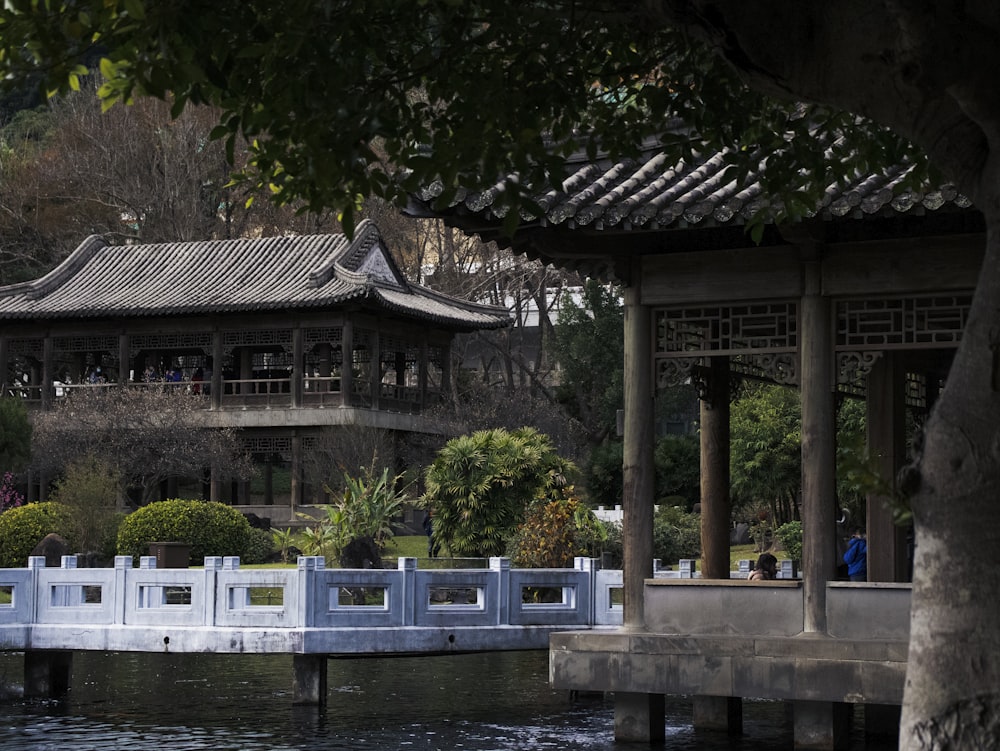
[0,650,890,750]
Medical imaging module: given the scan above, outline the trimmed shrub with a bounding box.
[116,499,254,565]
[652,505,701,567]
[0,502,76,568]
[243,528,275,564]
[775,520,803,561]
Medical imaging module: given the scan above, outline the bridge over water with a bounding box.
[0,554,628,704]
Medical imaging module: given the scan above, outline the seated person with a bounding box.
[748,553,778,580]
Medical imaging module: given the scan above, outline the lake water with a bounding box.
[0,650,893,750]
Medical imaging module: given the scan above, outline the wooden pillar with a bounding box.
[341,319,354,404]
[209,465,221,503]
[0,335,9,390]
[239,347,253,394]
[292,327,303,408]
[211,331,223,409]
[617,275,665,740]
[41,336,53,409]
[700,356,731,579]
[441,340,452,400]
[263,461,274,506]
[621,281,655,628]
[290,434,303,512]
[866,352,908,582]
[370,329,381,409]
[317,342,332,392]
[800,253,837,633]
[118,333,130,384]
[418,335,429,408]
[292,654,328,705]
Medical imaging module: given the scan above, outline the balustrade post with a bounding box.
[58,556,79,606]
[489,557,510,625]
[574,558,597,625]
[114,556,131,625]
[204,556,223,625]
[28,556,45,623]
[297,556,322,628]
[398,557,417,626]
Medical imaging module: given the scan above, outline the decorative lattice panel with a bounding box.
[243,437,291,453]
[253,351,294,368]
[7,338,43,357]
[352,329,373,364]
[53,335,118,353]
[304,327,343,347]
[655,302,798,357]
[130,333,212,351]
[835,294,971,350]
[222,330,293,347]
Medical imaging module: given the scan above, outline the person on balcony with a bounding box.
[844,528,868,582]
[748,553,778,580]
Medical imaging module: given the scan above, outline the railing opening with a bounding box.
[247,587,284,606]
[609,587,624,607]
[520,586,574,607]
[335,586,387,607]
[427,587,482,607]
[137,585,192,607]
[0,585,13,606]
[50,584,103,606]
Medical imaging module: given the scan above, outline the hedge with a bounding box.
[0,502,76,568]
[116,499,256,565]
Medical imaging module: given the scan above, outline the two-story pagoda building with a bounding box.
[0,220,510,521]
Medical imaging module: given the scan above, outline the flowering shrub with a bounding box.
[0,472,24,514]
[509,486,606,568]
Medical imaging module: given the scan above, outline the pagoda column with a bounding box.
[370,329,381,409]
[615,277,664,743]
[799,249,837,633]
[0,335,8,391]
[239,347,253,394]
[290,434,303,511]
[118,333,130,384]
[211,332,223,408]
[699,356,731,579]
[341,320,354,405]
[418,334,429,408]
[291,327,303,408]
[441,340,452,400]
[866,352,908,581]
[41,336,54,409]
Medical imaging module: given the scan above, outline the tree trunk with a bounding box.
[900,211,1000,748]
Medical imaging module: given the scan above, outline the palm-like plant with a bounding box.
[422,427,576,558]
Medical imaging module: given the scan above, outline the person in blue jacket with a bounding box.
[844,527,868,582]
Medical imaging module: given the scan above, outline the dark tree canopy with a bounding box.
[0,2,922,233]
[5,3,1000,748]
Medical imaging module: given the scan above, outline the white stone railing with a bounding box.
[0,555,604,634]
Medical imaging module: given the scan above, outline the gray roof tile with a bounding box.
[414,146,972,232]
[0,220,510,331]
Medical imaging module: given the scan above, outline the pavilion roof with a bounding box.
[407,142,981,280]
[0,220,510,331]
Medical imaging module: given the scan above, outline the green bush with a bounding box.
[652,505,701,566]
[775,520,803,561]
[242,528,275,564]
[116,499,255,565]
[0,502,76,568]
